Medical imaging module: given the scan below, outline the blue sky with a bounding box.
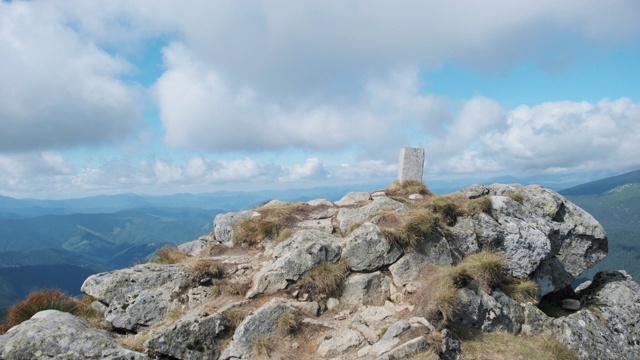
[1,0,639,199]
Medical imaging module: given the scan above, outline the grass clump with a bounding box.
[428,196,462,226]
[465,196,493,216]
[297,260,349,299]
[457,251,507,291]
[234,218,278,246]
[500,278,539,303]
[0,289,88,334]
[385,180,431,196]
[252,336,273,357]
[150,246,189,264]
[277,310,300,335]
[504,191,524,204]
[459,330,577,360]
[383,209,442,252]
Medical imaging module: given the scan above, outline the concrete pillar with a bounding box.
[398,147,425,184]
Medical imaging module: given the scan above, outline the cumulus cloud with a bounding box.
[0,2,140,152]
[154,44,442,153]
[427,98,640,174]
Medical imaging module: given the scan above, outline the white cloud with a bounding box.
[427,98,640,175]
[0,2,140,152]
[280,158,328,182]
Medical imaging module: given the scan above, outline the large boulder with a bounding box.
[453,285,523,333]
[340,272,392,306]
[0,310,148,360]
[81,263,187,331]
[247,229,342,297]
[342,223,403,272]
[146,302,245,360]
[213,210,260,247]
[524,271,640,360]
[219,299,298,359]
[450,184,607,295]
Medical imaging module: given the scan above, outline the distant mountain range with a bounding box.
[559,170,640,282]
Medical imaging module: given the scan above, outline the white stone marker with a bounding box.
[397,147,425,184]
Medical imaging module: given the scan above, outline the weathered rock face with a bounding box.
[219,299,298,359]
[213,210,260,247]
[0,310,148,360]
[453,285,523,333]
[524,271,640,360]
[450,184,607,296]
[336,196,408,234]
[342,223,402,272]
[81,263,187,331]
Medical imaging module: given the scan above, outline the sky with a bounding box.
[1,0,639,199]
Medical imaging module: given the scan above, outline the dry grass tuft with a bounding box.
[385,180,431,196]
[500,278,539,303]
[383,209,442,252]
[223,308,247,329]
[150,246,189,264]
[460,330,577,360]
[252,336,273,357]
[277,310,300,335]
[465,196,493,216]
[297,260,349,299]
[0,289,88,333]
[409,348,440,360]
[458,251,507,291]
[428,196,462,225]
[504,191,525,204]
[116,332,150,353]
[234,218,278,246]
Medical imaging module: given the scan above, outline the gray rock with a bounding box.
[82,263,186,331]
[340,272,391,306]
[220,299,297,359]
[296,218,334,233]
[326,298,340,311]
[105,288,170,331]
[343,223,402,272]
[453,286,522,333]
[307,198,334,207]
[317,328,365,357]
[389,253,427,287]
[337,196,408,234]
[562,298,581,311]
[247,230,342,297]
[439,329,461,360]
[0,310,148,360]
[82,263,186,305]
[450,184,607,296]
[178,236,209,256]
[335,192,372,207]
[213,210,260,247]
[377,336,429,360]
[408,194,424,200]
[146,302,244,360]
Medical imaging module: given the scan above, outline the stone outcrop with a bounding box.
[0,310,148,359]
[450,184,607,296]
[2,183,634,360]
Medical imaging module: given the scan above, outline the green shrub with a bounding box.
[150,246,189,264]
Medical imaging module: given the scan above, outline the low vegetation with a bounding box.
[252,335,273,357]
[149,246,189,264]
[500,278,539,303]
[428,196,462,226]
[504,191,525,204]
[383,209,443,252]
[234,218,278,246]
[297,260,349,299]
[277,310,300,335]
[0,289,92,335]
[234,202,309,246]
[465,196,493,215]
[459,329,577,360]
[385,180,431,196]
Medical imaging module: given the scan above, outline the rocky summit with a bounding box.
[1,183,638,360]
